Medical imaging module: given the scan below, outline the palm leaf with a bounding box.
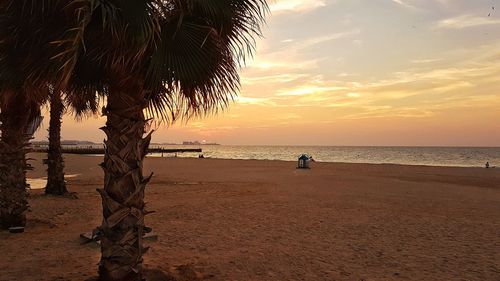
[145,0,268,122]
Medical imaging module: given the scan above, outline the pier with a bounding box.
[32,147,202,155]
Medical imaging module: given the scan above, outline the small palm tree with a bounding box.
[0,0,72,228]
[45,88,68,195]
[0,95,43,228]
[44,86,99,196]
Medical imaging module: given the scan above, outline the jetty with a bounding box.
[32,147,202,155]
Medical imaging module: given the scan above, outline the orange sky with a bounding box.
[35,0,500,146]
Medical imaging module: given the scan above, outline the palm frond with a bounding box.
[0,0,74,94]
[188,0,268,62]
[64,87,102,120]
[144,0,268,123]
[1,0,269,126]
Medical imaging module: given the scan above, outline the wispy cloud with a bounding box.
[238,40,500,123]
[410,58,442,64]
[436,15,500,29]
[244,30,359,74]
[276,85,347,96]
[270,0,326,13]
[242,73,309,85]
[295,30,360,50]
[390,0,418,10]
[236,96,276,106]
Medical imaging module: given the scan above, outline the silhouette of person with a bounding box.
[486,162,490,168]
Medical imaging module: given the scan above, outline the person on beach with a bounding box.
[485,162,490,168]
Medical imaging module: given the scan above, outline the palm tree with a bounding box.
[0,0,72,228]
[62,1,268,279]
[0,94,43,228]
[45,88,68,195]
[44,86,99,196]
[0,0,95,225]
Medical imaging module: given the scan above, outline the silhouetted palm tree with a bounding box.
[44,86,99,196]
[0,0,67,228]
[65,2,268,279]
[45,89,68,195]
[0,95,43,228]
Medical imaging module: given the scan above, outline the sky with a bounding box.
[35,0,500,146]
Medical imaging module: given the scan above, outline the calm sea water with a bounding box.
[28,145,499,189]
[147,145,500,168]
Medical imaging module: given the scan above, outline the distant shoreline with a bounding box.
[27,151,498,169]
[29,141,500,149]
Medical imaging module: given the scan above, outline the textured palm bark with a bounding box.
[98,88,152,281]
[0,95,31,229]
[45,91,68,195]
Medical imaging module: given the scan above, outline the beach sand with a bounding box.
[1,153,499,281]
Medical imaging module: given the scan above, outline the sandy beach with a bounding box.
[1,153,499,281]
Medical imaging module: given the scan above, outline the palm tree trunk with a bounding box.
[0,94,31,229]
[45,90,68,195]
[98,87,152,281]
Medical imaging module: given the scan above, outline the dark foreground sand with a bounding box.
[1,153,499,281]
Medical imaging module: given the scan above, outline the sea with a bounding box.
[146,145,500,168]
[28,145,500,189]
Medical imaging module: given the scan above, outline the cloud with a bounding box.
[276,85,347,96]
[436,15,500,29]
[270,0,326,13]
[297,30,360,49]
[242,73,309,85]
[347,92,361,98]
[245,57,320,71]
[236,6,500,124]
[237,39,500,125]
[410,58,442,64]
[236,96,276,106]
[240,29,360,92]
[244,30,359,72]
[390,0,418,10]
[341,106,435,120]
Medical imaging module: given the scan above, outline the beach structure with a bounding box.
[298,154,311,169]
[31,146,202,155]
